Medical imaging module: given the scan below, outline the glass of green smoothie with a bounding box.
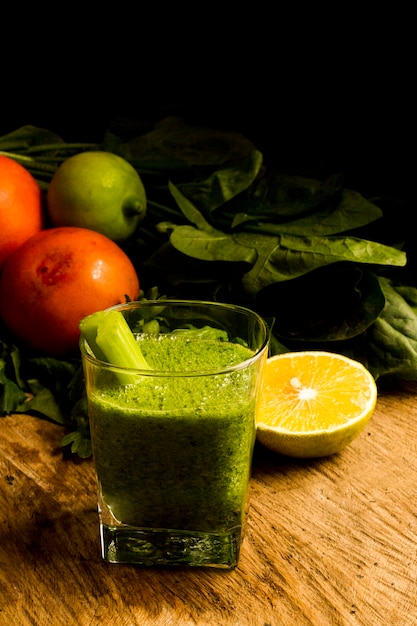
[79,300,269,568]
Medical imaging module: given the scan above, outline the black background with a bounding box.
[1,19,413,212]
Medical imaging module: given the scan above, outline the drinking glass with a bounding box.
[80,300,269,568]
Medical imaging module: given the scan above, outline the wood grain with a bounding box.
[0,382,416,626]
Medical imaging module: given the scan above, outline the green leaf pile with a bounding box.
[1,117,416,456]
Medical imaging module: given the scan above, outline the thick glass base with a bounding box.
[100,523,241,568]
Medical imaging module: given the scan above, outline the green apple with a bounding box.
[46,151,147,242]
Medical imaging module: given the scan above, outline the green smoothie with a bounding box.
[88,334,257,534]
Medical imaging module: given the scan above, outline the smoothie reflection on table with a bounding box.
[80,300,269,568]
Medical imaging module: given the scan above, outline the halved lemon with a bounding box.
[256,351,377,458]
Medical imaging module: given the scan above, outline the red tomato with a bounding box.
[0,227,140,356]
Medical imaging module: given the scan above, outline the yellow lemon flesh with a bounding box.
[256,351,377,458]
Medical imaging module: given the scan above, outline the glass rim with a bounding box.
[79,299,270,378]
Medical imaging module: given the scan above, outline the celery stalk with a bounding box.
[78,312,108,362]
[79,310,151,384]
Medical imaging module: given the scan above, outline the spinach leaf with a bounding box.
[106,115,260,173]
[174,149,263,213]
[0,340,29,414]
[239,233,406,295]
[254,173,343,218]
[0,124,63,152]
[0,337,78,424]
[260,265,386,343]
[233,188,383,236]
[18,379,66,424]
[168,183,256,264]
[366,277,417,380]
[170,225,255,265]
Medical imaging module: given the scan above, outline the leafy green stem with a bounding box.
[24,142,100,154]
[0,150,57,174]
[147,199,184,220]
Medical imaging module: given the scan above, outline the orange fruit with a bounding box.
[0,226,140,357]
[256,351,377,458]
[0,154,44,270]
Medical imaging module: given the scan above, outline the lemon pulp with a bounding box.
[256,351,377,458]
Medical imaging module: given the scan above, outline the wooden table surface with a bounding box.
[1,380,416,626]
